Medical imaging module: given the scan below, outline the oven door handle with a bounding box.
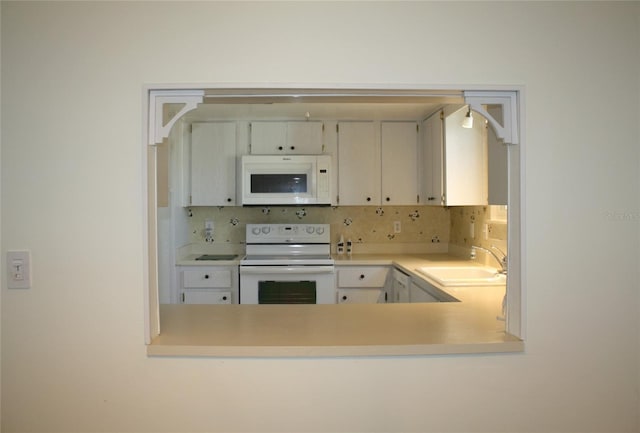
[240,266,335,274]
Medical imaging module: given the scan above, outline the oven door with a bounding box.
[240,266,336,304]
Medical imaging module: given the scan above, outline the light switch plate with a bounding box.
[7,250,31,289]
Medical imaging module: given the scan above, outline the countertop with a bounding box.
[150,253,522,357]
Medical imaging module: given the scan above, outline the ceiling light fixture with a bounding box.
[462,105,473,129]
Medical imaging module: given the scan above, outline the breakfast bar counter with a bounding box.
[149,254,523,357]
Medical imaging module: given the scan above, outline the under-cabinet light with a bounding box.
[462,105,473,128]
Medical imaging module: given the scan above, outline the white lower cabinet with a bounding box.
[336,266,390,304]
[409,281,440,303]
[391,268,411,303]
[183,289,232,304]
[178,266,239,304]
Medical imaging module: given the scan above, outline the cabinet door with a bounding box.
[392,269,411,303]
[409,282,439,303]
[337,266,389,287]
[337,122,380,205]
[183,289,232,304]
[286,121,324,154]
[250,121,287,154]
[443,106,488,205]
[420,113,444,205]
[250,121,323,154]
[337,288,386,304]
[190,122,236,206]
[182,269,232,288]
[381,122,419,205]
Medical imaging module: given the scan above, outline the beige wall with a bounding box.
[2,2,639,432]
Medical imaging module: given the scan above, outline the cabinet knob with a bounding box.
[428,197,435,201]
[342,295,348,301]
[386,197,390,202]
[366,197,371,202]
[204,274,209,279]
[278,146,283,150]
[222,296,228,301]
[359,274,365,280]
[227,198,232,202]
[290,146,295,150]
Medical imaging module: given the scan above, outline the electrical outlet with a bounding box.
[393,221,401,233]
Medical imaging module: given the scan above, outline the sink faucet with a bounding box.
[471,245,507,274]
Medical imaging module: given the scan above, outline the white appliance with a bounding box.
[241,155,332,205]
[240,224,336,304]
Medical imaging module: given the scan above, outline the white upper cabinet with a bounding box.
[250,121,324,154]
[420,112,444,205]
[190,121,237,206]
[337,121,380,205]
[421,107,488,206]
[381,121,419,205]
[338,121,419,206]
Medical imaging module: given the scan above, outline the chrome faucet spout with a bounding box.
[471,245,507,274]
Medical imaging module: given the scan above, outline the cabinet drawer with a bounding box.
[182,269,232,288]
[337,288,386,304]
[183,290,232,304]
[337,267,389,287]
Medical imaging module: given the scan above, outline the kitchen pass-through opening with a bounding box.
[145,86,524,356]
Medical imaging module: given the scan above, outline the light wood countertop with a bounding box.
[149,254,523,357]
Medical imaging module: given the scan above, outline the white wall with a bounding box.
[2,2,639,432]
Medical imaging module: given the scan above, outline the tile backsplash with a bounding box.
[187,205,451,253]
[185,204,507,256]
[448,205,508,263]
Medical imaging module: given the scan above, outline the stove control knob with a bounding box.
[306,226,315,234]
[251,227,261,235]
[261,226,271,235]
[316,227,325,235]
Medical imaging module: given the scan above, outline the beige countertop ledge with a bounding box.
[149,254,524,357]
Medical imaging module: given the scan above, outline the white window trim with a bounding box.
[142,83,526,348]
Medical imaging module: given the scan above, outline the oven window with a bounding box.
[258,281,316,304]
[250,174,307,193]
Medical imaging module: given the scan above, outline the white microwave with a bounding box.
[241,155,332,205]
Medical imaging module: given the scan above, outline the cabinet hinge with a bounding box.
[416,124,419,132]
[385,292,388,302]
[336,124,339,133]
[336,195,340,204]
[189,124,193,133]
[417,194,420,203]
[440,110,444,120]
[189,195,192,205]
[181,292,185,303]
[322,123,325,132]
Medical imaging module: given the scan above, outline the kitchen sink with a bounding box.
[416,266,506,287]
